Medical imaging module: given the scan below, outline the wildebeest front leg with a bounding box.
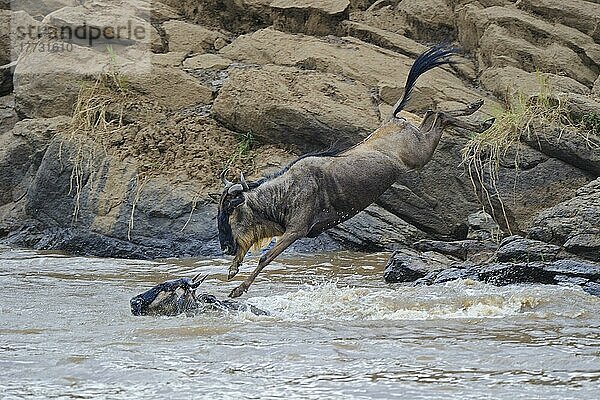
[229,231,304,298]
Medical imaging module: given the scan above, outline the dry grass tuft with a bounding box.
[62,57,283,229]
[462,74,599,232]
[65,66,136,222]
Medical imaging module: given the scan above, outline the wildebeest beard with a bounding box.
[217,205,237,256]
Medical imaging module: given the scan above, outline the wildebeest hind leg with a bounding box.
[445,99,484,117]
[420,100,485,132]
[229,231,304,298]
[440,113,495,133]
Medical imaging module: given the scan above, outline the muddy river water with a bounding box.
[1,247,599,399]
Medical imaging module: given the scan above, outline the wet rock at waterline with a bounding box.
[420,259,600,298]
[383,248,457,283]
[495,236,561,263]
[528,178,600,262]
[4,225,220,259]
[329,204,426,251]
[413,238,496,261]
[385,235,600,297]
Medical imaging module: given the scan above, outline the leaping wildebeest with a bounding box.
[218,44,494,297]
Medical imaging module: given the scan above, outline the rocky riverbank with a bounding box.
[0,0,598,291]
[384,183,600,296]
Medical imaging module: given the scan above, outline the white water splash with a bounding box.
[245,280,590,322]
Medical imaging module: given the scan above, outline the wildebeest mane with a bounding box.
[249,145,348,188]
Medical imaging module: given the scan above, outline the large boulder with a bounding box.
[349,3,409,37]
[342,20,426,58]
[13,43,110,118]
[383,248,456,283]
[121,64,213,111]
[478,24,597,87]
[271,0,350,36]
[0,116,69,233]
[495,235,561,263]
[457,5,600,88]
[42,0,162,50]
[523,125,600,176]
[529,178,600,261]
[517,0,600,42]
[178,0,273,34]
[212,64,380,151]
[395,0,455,41]
[480,66,590,102]
[14,41,212,119]
[0,116,70,207]
[0,9,41,65]
[8,0,78,17]
[162,20,227,53]
[0,94,18,133]
[479,156,593,234]
[219,28,494,113]
[329,204,426,251]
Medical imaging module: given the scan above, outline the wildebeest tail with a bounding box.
[391,44,460,117]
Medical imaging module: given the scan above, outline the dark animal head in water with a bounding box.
[130,274,207,316]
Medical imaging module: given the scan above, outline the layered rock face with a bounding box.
[0,0,598,267]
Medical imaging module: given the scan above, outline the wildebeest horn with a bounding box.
[190,273,208,289]
[240,172,249,191]
[220,169,233,188]
[228,183,244,195]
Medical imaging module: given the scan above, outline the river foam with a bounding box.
[245,280,591,322]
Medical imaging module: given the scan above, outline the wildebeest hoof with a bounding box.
[229,284,247,298]
[467,99,484,112]
[227,267,239,280]
[481,117,495,131]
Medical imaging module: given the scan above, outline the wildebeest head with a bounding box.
[217,170,251,256]
[130,274,207,316]
[218,170,279,258]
